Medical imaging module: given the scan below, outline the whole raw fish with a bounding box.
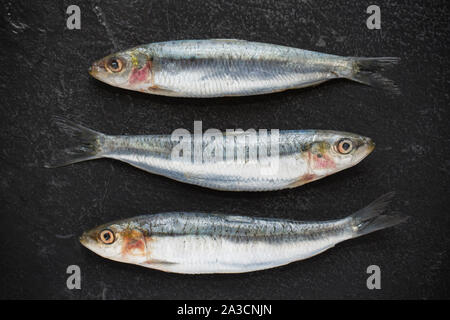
[47,118,375,191]
[89,39,399,97]
[80,193,407,274]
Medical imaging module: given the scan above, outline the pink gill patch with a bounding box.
[129,62,150,85]
[312,153,336,169]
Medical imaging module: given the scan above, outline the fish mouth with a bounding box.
[88,61,104,79]
[79,232,103,257]
[79,231,97,249]
[349,137,375,166]
[79,233,89,247]
[366,138,375,153]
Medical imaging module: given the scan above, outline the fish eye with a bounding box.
[337,139,353,154]
[99,229,115,244]
[105,57,123,73]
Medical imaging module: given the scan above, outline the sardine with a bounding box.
[46,118,375,191]
[79,193,407,274]
[89,39,399,97]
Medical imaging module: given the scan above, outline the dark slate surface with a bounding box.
[1,0,449,299]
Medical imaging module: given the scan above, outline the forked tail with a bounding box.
[349,192,408,238]
[346,57,400,94]
[45,117,105,168]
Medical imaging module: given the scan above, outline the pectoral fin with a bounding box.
[140,258,177,266]
[147,84,180,96]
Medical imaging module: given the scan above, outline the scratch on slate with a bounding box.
[91,2,118,50]
[55,234,74,239]
[102,287,107,300]
[4,1,30,34]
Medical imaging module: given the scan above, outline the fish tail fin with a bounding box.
[349,192,408,238]
[44,117,106,168]
[346,57,400,94]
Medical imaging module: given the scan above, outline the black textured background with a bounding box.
[1,0,449,299]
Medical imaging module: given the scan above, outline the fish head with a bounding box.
[80,219,148,265]
[302,131,375,179]
[89,47,152,91]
